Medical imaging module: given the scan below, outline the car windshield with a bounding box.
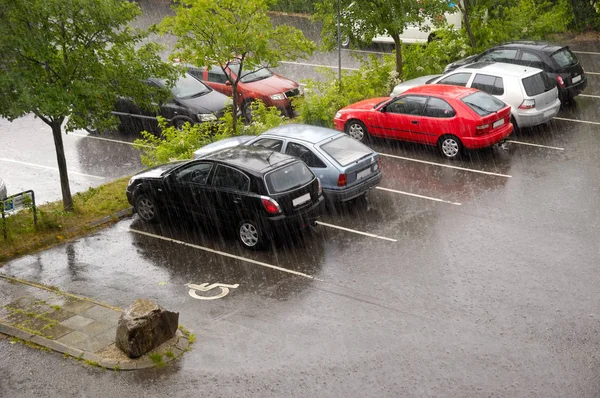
[158,74,211,99]
[522,72,554,96]
[229,63,274,83]
[461,91,505,116]
[551,48,578,68]
[320,135,372,167]
[265,162,314,194]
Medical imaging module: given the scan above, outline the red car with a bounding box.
[333,85,513,159]
[184,61,302,120]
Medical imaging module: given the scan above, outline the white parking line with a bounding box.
[128,228,320,280]
[507,140,564,151]
[379,152,512,178]
[573,51,600,55]
[554,117,600,126]
[579,94,600,99]
[279,61,360,71]
[315,221,397,242]
[0,158,105,179]
[375,186,462,206]
[586,72,600,75]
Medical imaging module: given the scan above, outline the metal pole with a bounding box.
[337,0,342,89]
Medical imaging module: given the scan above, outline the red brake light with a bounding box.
[519,99,535,109]
[475,124,490,135]
[557,76,565,88]
[337,174,347,187]
[261,196,281,215]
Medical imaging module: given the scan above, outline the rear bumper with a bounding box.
[461,124,513,149]
[262,195,325,233]
[323,171,382,202]
[559,76,587,100]
[514,99,561,128]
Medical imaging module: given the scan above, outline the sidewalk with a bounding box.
[0,274,190,370]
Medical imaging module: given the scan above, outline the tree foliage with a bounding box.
[0,0,178,211]
[160,0,316,134]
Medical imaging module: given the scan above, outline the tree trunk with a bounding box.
[392,34,403,79]
[461,0,476,48]
[50,120,74,212]
[231,82,238,134]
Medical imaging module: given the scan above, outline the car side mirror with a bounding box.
[225,80,232,86]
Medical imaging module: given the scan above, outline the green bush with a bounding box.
[269,0,315,14]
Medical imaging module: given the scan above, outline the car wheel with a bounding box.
[242,101,253,123]
[345,120,369,143]
[172,117,191,131]
[238,220,264,249]
[340,35,350,48]
[135,193,160,223]
[438,135,463,160]
[510,116,520,134]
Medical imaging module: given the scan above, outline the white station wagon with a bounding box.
[391,62,561,129]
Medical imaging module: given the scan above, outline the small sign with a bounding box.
[2,191,33,213]
[185,282,239,300]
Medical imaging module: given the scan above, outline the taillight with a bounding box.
[261,196,281,215]
[475,124,490,135]
[337,174,347,187]
[375,156,381,171]
[519,99,535,109]
[317,178,323,196]
[557,76,565,88]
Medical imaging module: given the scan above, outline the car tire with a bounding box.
[438,135,463,160]
[510,116,520,134]
[134,193,160,223]
[341,35,350,48]
[172,117,192,131]
[345,120,369,143]
[237,220,264,250]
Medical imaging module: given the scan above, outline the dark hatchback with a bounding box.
[126,147,325,249]
[444,41,587,102]
[112,73,231,134]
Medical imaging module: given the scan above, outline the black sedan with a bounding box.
[113,73,232,134]
[444,41,587,102]
[126,147,325,249]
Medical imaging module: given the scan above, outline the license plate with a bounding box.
[292,193,311,207]
[493,118,505,128]
[572,75,581,83]
[543,109,555,118]
[356,168,371,180]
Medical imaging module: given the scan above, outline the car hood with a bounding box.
[444,55,479,72]
[391,75,441,96]
[193,136,255,159]
[175,90,232,115]
[131,161,187,180]
[340,97,391,111]
[243,74,298,95]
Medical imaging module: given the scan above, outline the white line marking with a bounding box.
[554,117,600,126]
[0,158,105,179]
[573,51,600,55]
[378,152,512,178]
[506,140,564,151]
[279,61,360,71]
[579,94,600,99]
[68,132,152,147]
[128,228,320,280]
[343,48,388,55]
[586,72,600,75]
[316,221,397,242]
[375,186,462,206]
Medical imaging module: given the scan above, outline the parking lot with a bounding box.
[2,9,600,398]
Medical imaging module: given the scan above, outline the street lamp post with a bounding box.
[337,0,342,89]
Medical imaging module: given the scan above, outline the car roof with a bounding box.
[403,84,479,99]
[454,62,543,78]
[497,41,564,54]
[205,146,297,174]
[261,124,343,144]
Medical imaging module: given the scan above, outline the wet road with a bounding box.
[2,3,600,397]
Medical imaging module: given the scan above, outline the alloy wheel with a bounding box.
[347,123,365,141]
[137,197,155,221]
[239,222,259,247]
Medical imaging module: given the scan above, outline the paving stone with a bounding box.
[79,305,121,324]
[22,317,54,333]
[95,326,117,343]
[59,315,95,330]
[78,320,114,337]
[9,297,36,310]
[42,323,73,340]
[61,300,95,314]
[57,330,112,353]
[27,303,52,315]
[0,323,34,340]
[6,311,31,325]
[45,309,76,322]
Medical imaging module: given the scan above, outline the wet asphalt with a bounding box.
[2,3,600,397]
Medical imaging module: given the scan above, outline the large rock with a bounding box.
[115,299,179,358]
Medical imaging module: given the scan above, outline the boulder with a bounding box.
[115,299,179,358]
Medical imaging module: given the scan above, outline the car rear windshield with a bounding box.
[522,72,554,96]
[461,91,505,116]
[551,48,578,69]
[265,162,314,194]
[320,135,372,167]
[159,74,211,99]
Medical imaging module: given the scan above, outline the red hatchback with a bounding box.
[184,62,302,120]
[333,85,513,159]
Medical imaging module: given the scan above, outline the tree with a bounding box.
[316,0,450,78]
[159,0,316,134]
[0,0,178,211]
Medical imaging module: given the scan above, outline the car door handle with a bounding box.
[411,120,419,124]
[232,196,242,204]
